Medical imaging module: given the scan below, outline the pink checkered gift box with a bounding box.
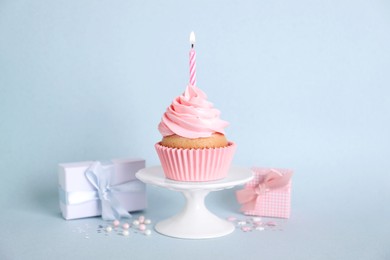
[236,167,293,219]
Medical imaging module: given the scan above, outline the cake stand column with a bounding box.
[155,188,235,239]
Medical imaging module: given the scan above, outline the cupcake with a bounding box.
[155,84,236,182]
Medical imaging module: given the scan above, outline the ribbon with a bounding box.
[236,169,292,212]
[59,161,145,220]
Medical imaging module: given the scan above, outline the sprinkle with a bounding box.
[266,221,277,227]
[252,217,262,222]
[138,216,145,224]
[122,223,130,229]
[139,224,146,231]
[241,226,252,232]
[113,220,120,227]
[255,226,265,231]
[122,230,129,236]
[105,226,112,232]
[144,219,151,225]
[253,221,263,226]
[238,221,246,226]
[132,220,140,226]
[144,229,152,236]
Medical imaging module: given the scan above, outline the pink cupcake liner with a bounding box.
[155,142,236,182]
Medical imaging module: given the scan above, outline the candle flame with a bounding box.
[190,31,196,46]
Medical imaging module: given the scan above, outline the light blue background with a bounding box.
[1,0,390,259]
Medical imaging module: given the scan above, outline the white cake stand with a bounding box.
[136,166,253,239]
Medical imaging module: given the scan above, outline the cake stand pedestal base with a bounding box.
[155,189,235,239]
[136,166,253,239]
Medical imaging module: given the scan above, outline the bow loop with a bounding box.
[236,168,292,212]
[262,169,292,190]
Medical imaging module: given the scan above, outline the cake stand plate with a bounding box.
[136,166,253,239]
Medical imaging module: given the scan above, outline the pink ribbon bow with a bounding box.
[236,169,292,212]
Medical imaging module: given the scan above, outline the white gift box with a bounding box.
[58,158,147,220]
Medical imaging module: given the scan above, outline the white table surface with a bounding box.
[1,164,389,260]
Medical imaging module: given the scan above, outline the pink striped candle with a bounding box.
[189,31,196,86]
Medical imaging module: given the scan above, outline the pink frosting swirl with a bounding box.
[158,85,229,138]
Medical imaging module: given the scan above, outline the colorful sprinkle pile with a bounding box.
[98,215,153,237]
[227,216,286,232]
[71,215,153,239]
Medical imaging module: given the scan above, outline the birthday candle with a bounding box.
[189,31,196,86]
